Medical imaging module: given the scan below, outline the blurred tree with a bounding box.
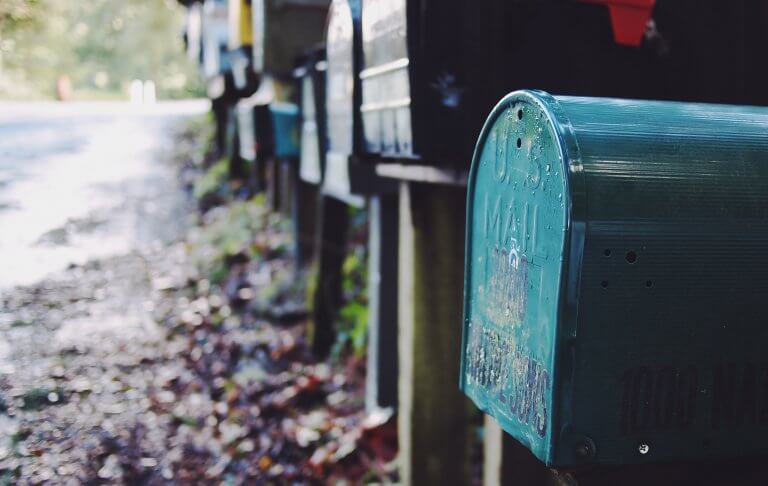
[0,0,203,100]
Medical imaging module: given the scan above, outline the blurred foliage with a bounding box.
[0,0,203,99]
[172,112,217,171]
[193,158,229,201]
[188,195,291,287]
[332,209,369,358]
[189,197,268,283]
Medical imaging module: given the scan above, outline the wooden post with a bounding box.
[484,416,564,486]
[265,158,280,212]
[365,193,399,411]
[293,179,318,269]
[397,181,474,485]
[311,194,348,358]
[251,153,267,195]
[211,96,228,157]
[279,159,293,217]
[226,106,247,181]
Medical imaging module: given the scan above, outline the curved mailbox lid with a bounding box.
[323,0,364,206]
[462,89,768,466]
[297,53,327,185]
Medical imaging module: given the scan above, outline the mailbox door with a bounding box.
[237,102,257,162]
[270,102,300,159]
[461,91,571,463]
[360,0,413,157]
[300,75,323,184]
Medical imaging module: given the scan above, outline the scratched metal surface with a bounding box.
[360,0,413,156]
[299,74,323,184]
[461,91,569,463]
[461,90,768,466]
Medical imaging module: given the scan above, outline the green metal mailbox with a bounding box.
[270,102,300,159]
[461,89,768,466]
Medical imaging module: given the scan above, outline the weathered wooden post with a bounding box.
[365,193,399,410]
[312,194,351,356]
[396,180,474,484]
[312,0,398,372]
[311,0,365,357]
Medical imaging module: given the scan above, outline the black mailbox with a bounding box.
[252,0,331,78]
[359,0,663,168]
[359,0,768,169]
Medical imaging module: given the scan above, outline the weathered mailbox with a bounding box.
[294,49,327,185]
[323,0,364,206]
[237,81,276,164]
[252,0,330,78]
[461,89,768,466]
[359,0,487,164]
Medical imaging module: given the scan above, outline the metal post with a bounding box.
[484,415,563,486]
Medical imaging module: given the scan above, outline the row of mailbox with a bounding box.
[179,0,768,470]
[189,0,768,203]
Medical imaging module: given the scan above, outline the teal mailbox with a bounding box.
[269,102,300,160]
[461,90,768,466]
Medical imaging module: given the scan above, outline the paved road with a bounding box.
[0,100,208,480]
[0,100,208,290]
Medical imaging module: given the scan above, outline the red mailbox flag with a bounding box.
[580,0,656,47]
